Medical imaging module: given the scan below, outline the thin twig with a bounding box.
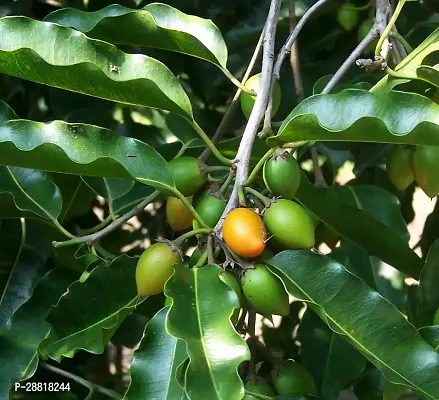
[321,27,379,94]
[213,0,281,236]
[198,31,265,163]
[311,147,328,187]
[41,362,122,400]
[53,191,160,248]
[288,0,305,103]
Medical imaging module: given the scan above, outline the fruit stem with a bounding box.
[238,185,247,207]
[391,31,413,53]
[204,165,231,173]
[245,187,271,207]
[220,66,257,95]
[174,229,212,246]
[218,169,235,195]
[173,138,198,159]
[375,0,406,57]
[207,235,215,264]
[172,190,211,229]
[52,220,76,239]
[190,121,234,166]
[193,249,208,268]
[244,147,278,186]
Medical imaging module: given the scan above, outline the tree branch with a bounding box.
[213,0,281,236]
[288,0,305,103]
[198,31,264,163]
[52,191,160,248]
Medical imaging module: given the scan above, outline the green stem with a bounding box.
[375,0,406,57]
[204,165,231,173]
[391,31,413,53]
[82,215,113,234]
[52,220,76,239]
[94,243,116,260]
[384,66,417,80]
[172,190,210,229]
[219,170,235,195]
[207,236,215,264]
[174,228,212,246]
[174,138,198,159]
[193,250,208,268]
[220,67,256,95]
[41,362,122,400]
[238,185,247,207]
[191,121,234,166]
[244,147,278,186]
[244,187,271,207]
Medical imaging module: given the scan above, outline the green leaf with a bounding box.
[41,255,143,361]
[269,250,439,399]
[269,90,439,147]
[45,3,228,68]
[165,264,250,400]
[298,309,366,398]
[0,268,78,397]
[419,326,439,351]
[125,307,187,400]
[0,101,174,191]
[295,175,422,277]
[417,240,439,327]
[374,28,439,91]
[0,166,62,221]
[0,16,192,119]
[0,219,50,328]
[113,182,158,215]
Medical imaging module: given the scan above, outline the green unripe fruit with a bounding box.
[357,19,378,55]
[264,200,315,249]
[434,308,439,325]
[243,377,275,400]
[337,3,359,31]
[241,264,289,317]
[136,243,181,296]
[193,193,226,229]
[168,157,206,196]
[219,270,243,324]
[263,150,301,200]
[240,73,281,119]
[386,146,414,191]
[413,145,439,198]
[272,360,317,395]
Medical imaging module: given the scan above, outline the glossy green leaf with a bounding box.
[269,250,439,399]
[165,264,249,400]
[0,17,192,118]
[417,240,439,327]
[45,3,228,68]
[269,90,439,147]
[0,101,174,191]
[0,166,62,221]
[0,219,50,328]
[0,268,78,397]
[113,182,158,215]
[298,309,366,398]
[419,326,439,351]
[295,175,422,277]
[125,307,187,400]
[374,28,439,91]
[41,255,143,361]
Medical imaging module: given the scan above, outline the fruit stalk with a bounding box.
[213,0,281,236]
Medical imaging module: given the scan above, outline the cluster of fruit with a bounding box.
[386,145,439,197]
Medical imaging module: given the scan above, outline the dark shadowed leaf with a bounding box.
[419,326,439,350]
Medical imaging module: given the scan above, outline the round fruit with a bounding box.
[383,383,407,400]
[193,193,226,229]
[386,146,414,191]
[263,150,301,199]
[434,308,439,325]
[166,196,193,231]
[243,377,275,400]
[223,208,266,258]
[413,145,439,198]
[241,264,289,317]
[240,73,281,120]
[264,200,315,249]
[272,360,317,395]
[315,223,340,249]
[357,19,377,55]
[136,242,181,296]
[168,157,206,196]
[337,3,359,31]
